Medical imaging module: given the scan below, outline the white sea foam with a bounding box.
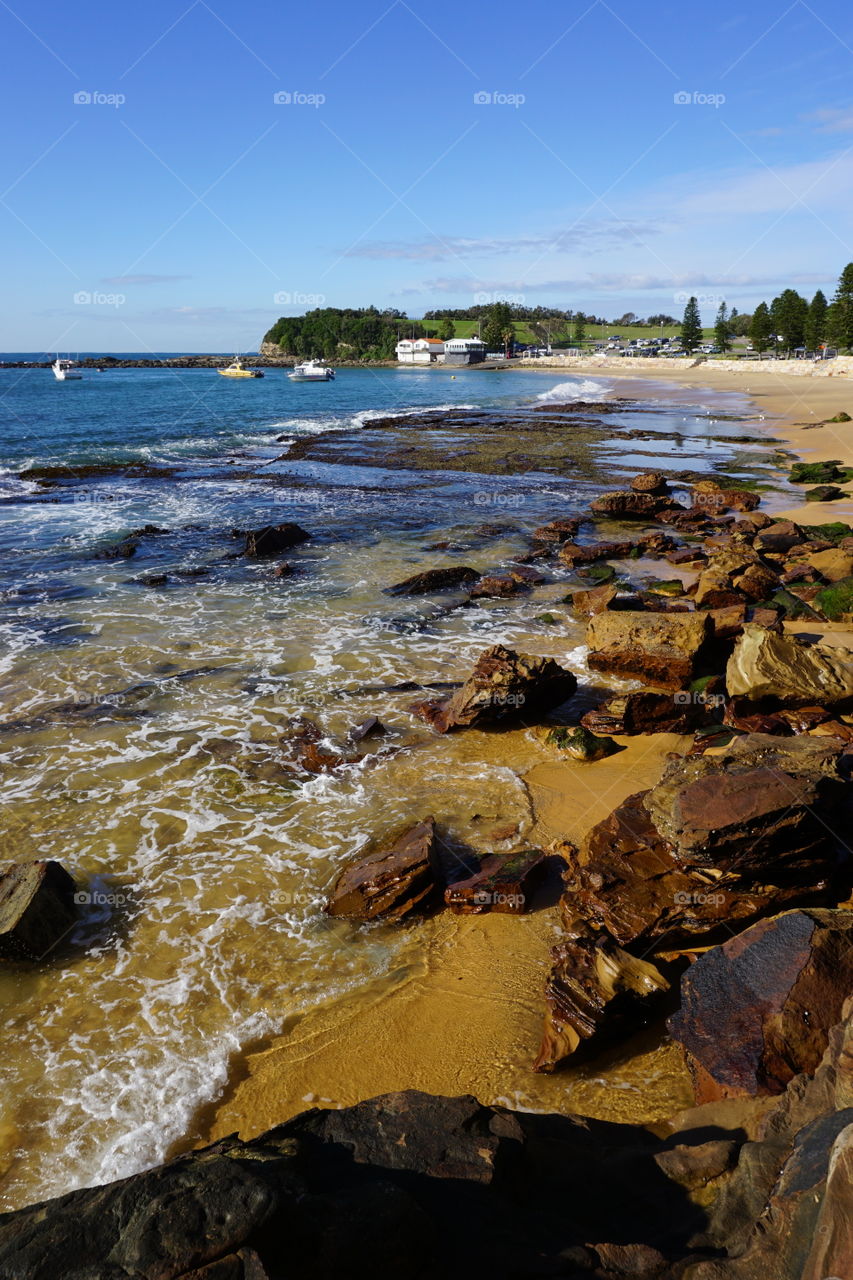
[352,403,477,428]
[535,379,611,403]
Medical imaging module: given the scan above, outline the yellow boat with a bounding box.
[218,358,264,379]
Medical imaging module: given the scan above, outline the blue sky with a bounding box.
[2,0,853,350]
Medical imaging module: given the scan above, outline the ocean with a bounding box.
[0,360,780,1209]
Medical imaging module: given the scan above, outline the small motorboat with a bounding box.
[218,358,264,379]
[288,359,335,382]
[52,358,82,381]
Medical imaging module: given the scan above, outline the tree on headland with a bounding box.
[437,317,456,341]
[714,302,732,352]
[729,309,752,337]
[749,302,773,353]
[573,312,586,346]
[804,290,828,351]
[680,297,703,353]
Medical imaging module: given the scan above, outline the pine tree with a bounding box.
[771,289,808,351]
[827,264,853,350]
[714,302,731,352]
[681,297,702,353]
[749,301,773,353]
[573,312,586,345]
[804,290,828,352]
[483,302,513,351]
[437,317,455,341]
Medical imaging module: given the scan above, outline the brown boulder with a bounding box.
[468,574,521,599]
[586,610,711,689]
[535,934,670,1072]
[754,520,806,555]
[727,623,853,706]
[668,910,853,1102]
[386,566,479,595]
[561,735,849,949]
[571,583,618,616]
[0,861,78,961]
[444,849,550,914]
[244,523,311,557]
[414,644,576,733]
[531,517,582,543]
[580,690,716,736]
[325,818,441,922]
[630,471,669,494]
[559,540,634,566]
[692,485,761,513]
[590,490,681,519]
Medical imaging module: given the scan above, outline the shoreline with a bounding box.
[201,362,853,1149]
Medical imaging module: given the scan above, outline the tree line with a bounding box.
[680,263,853,355]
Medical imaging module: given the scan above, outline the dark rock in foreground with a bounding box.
[324,818,441,922]
[0,861,78,961]
[244,523,311,557]
[414,644,576,733]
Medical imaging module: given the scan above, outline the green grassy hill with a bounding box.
[418,319,711,346]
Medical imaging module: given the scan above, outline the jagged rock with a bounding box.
[545,725,619,760]
[668,546,708,566]
[444,849,550,914]
[691,484,761,513]
[534,935,670,1072]
[731,562,780,602]
[754,521,806,555]
[0,861,78,961]
[669,910,853,1104]
[94,537,137,559]
[531,517,582,543]
[806,548,853,582]
[468,574,521,599]
[805,484,847,502]
[630,472,669,494]
[386,566,479,595]
[591,491,681,519]
[581,690,716,736]
[723,696,793,736]
[244,523,311,557]
[560,735,849,949]
[571,583,618,615]
[414,644,576,733]
[278,716,349,774]
[325,818,441,921]
[727,624,853,706]
[586,610,711,689]
[559,540,634,566]
[346,716,386,745]
[506,564,546,585]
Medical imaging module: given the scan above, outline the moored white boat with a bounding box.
[52,358,82,381]
[288,359,335,382]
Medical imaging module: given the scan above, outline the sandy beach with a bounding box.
[203,356,853,1149]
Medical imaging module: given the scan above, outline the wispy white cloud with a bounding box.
[344,220,664,261]
[805,105,853,133]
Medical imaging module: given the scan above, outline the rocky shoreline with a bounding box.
[2,382,853,1277]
